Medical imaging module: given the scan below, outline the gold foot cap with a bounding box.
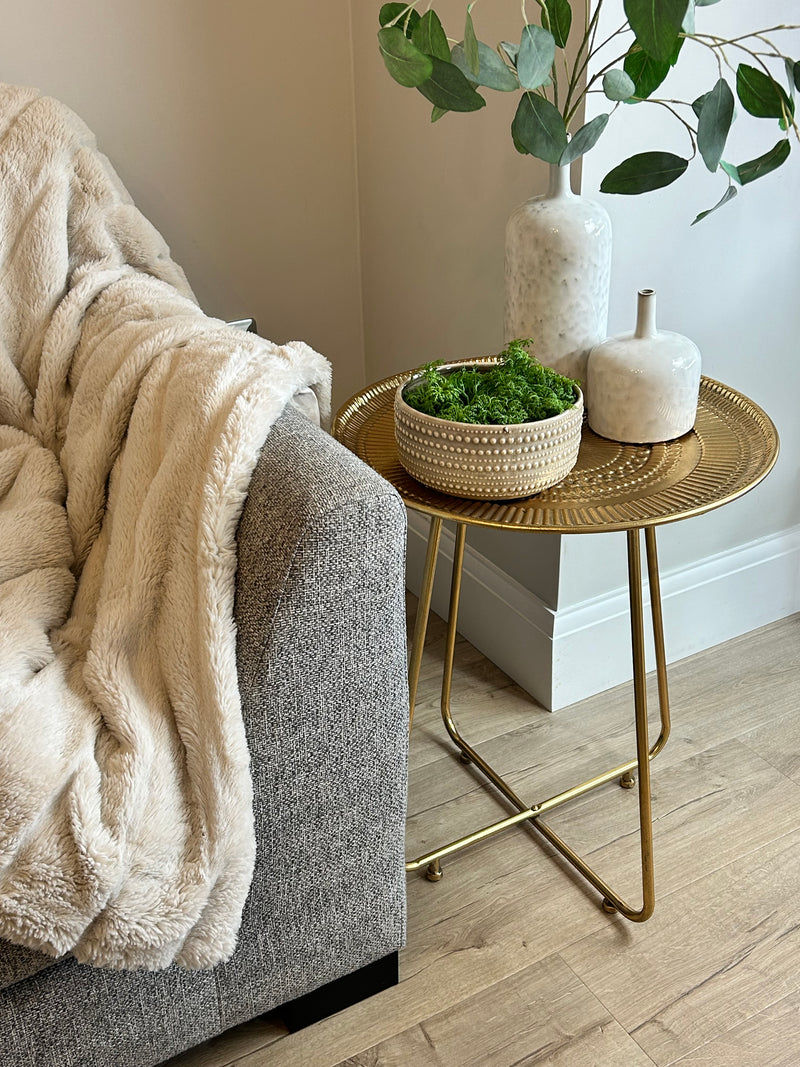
[459,752,472,765]
[426,860,443,882]
[602,898,617,914]
[619,772,636,789]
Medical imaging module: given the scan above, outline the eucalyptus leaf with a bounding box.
[600,151,689,193]
[624,49,671,100]
[695,0,723,5]
[518,24,556,91]
[793,60,800,92]
[736,64,794,120]
[682,1,695,36]
[785,59,796,99]
[511,91,568,164]
[542,0,572,49]
[431,105,448,122]
[379,4,421,36]
[623,0,690,62]
[465,8,480,77]
[452,42,518,91]
[736,139,791,185]
[691,185,738,225]
[720,160,741,184]
[378,27,433,88]
[697,77,735,171]
[500,41,519,67]
[413,10,450,62]
[417,56,486,112]
[603,69,636,101]
[695,90,738,124]
[560,113,610,165]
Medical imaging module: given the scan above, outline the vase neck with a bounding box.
[635,289,658,339]
[546,163,573,199]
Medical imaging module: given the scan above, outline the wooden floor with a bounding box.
[167,606,800,1067]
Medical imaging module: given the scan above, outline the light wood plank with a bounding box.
[739,711,800,785]
[333,954,657,1067]
[667,986,800,1066]
[560,827,800,1066]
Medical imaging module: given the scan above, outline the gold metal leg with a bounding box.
[407,516,443,731]
[530,528,656,921]
[405,524,672,923]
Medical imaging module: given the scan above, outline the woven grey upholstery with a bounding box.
[0,405,409,1066]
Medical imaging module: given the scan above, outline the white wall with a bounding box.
[563,0,800,604]
[0,0,367,409]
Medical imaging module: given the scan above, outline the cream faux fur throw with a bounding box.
[0,85,331,969]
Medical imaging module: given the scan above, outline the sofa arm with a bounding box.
[221,404,409,1026]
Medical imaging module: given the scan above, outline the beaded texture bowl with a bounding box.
[394,364,584,500]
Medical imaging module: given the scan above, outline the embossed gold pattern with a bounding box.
[333,363,778,532]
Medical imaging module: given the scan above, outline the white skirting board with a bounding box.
[404,511,800,711]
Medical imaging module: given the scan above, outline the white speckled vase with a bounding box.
[504,162,612,393]
[586,289,702,443]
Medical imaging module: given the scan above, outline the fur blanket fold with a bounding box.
[0,84,331,969]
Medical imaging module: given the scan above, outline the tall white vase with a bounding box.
[586,288,702,443]
[504,163,612,390]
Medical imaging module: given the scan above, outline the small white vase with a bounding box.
[504,163,612,390]
[586,289,702,444]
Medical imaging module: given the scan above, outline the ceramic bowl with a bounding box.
[394,364,583,500]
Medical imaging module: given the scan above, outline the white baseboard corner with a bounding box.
[405,511,800,712]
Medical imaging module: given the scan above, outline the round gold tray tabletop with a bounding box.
[332,369,779,533]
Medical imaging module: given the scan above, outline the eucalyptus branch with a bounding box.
[694,32,791,79]
[588,0,606,62]
[701,26,798,49]
[691,31,800,141]
[648,99,698,148]
[570,0,604,90]
[565,22,629,120]
[376,1,798,213]
[386,1,421,30]
[583,47,635,92]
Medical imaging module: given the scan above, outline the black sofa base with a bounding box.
[279,952,399,1032]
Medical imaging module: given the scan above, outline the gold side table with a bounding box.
[333,369,779,922]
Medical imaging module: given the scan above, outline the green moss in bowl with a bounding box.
[403,339,580,426]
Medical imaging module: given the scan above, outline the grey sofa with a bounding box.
[0,403,410,1066]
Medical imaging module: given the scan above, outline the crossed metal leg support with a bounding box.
[406,517,672,922]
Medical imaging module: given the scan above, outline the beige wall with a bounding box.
[353,0,558,385]
[0,0,366,409]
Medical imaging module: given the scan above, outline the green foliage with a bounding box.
[603,69,636,102]
[623,49,672,101]
[403,340,579,426]
[512,92,568,162]
[543,0,572,49]
[600,151,689,193]
[376,1,799,221]
[697,78,735,172]
[623,0,689,63]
